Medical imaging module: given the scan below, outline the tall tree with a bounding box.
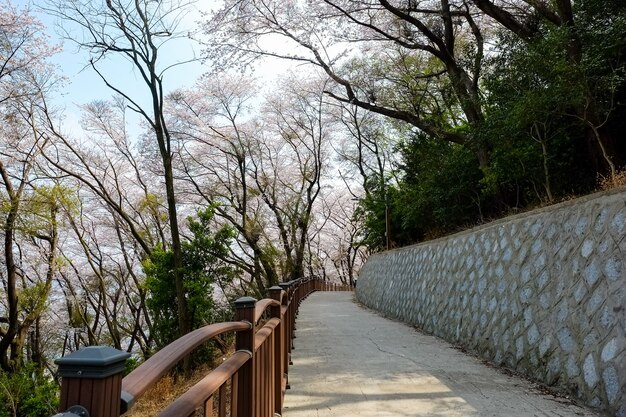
[318,192,366,287]
[255,77,325,281]
[0,1,61,372]
[41,97,182,357]
[47,0,197,337]
[170,74,327,292]
[331,103,399,250]
[169,75,281,293]
[472,0,626,177]
[207,0,490,166]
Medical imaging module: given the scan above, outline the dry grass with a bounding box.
[123,363,213,417]
[598,169,626,191]
[123,347,234,417]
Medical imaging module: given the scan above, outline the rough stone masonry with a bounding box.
[356,188,626,416]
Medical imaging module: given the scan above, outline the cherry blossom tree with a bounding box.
[42,97,170,356]
[47,0,198,337]
[169,74,330,293]
[0,1,62,372]
[206,0,491,167]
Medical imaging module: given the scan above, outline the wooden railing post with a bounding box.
[55,346,130,417]
[269,286,284,415]
[234,297,256,417]
[279,282,295,353]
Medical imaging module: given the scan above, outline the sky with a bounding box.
[17,0,221,136]
[11,0,305,139]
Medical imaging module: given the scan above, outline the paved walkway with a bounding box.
[282,292,598,417]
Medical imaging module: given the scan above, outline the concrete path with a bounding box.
[282,292,598,417]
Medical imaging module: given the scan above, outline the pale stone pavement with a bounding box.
[282,292,599,417]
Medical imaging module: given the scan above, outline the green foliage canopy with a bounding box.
[358,0,626,251]
[143,206,238,350]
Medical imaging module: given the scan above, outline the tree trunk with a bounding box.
[0,179,19,372]
[162,149,191,338]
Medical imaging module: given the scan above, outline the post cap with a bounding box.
[234,296,257,309]
[268,286,282,293]
[278,282,290,289]
[55,346,130,379]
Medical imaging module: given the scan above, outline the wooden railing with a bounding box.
[53,278,352,417]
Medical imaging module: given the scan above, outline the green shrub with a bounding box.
[0,365,58,417]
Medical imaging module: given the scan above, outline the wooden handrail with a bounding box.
[156,351,251,417]
[253,298,280,324]
[53,277,352,417]
[121,321,251,410]
[254,318,280,350]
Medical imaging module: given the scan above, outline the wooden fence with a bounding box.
[53,278,352,417]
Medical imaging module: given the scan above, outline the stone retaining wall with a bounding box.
[356,189,626,416]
